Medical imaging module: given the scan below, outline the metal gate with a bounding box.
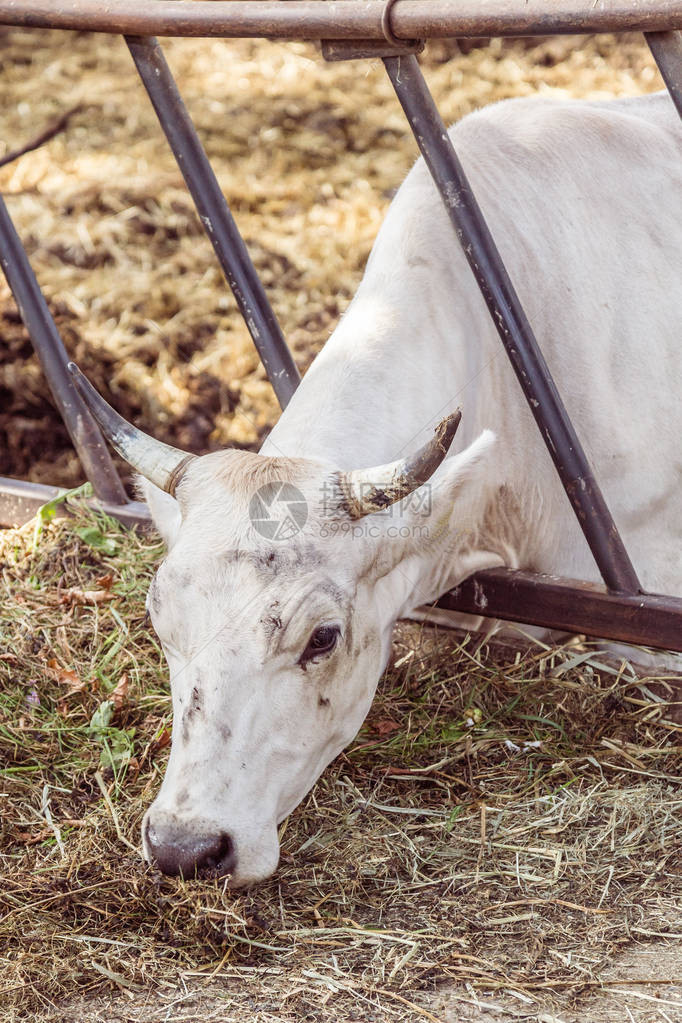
[1,1,681,654]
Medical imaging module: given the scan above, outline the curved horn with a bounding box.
[338,409,462,520]
[68,362,195,496]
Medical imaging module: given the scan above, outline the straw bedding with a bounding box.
[0,28,663,486]
[0,505,680,1021]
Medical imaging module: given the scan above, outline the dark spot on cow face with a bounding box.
[189,686,202,717]
[218,724,232,743]
[176,787,190,808]
[318,696,330,708]
[182,685,204,742]
[318,580,346,606]
[354,632,373,658]
[220,548,282,573]
[260,549,277,568]
[261,602,283,640]
[166,565,193,590]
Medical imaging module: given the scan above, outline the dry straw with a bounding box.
[0,29,664,486]
[0,501,679,1021]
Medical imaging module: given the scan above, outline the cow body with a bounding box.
[266,92,682,599]
[128,92,681,885]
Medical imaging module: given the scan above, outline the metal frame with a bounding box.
[1,1,681,38]
[1,2,681,653]
[0,194,128,505]
[125,36,300,409]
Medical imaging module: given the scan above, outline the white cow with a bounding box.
[72,92,681,886]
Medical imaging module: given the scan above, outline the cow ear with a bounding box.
[371,429,497,576]
[415,428,496,546]
[137,477,182,548]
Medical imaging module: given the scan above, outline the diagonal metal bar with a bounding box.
[646,30,682,117]
[125,35,300,410]
[0,194,128,505]
[383,53,642,596]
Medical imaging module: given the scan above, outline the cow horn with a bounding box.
[338,409,462,520]
[68,362,195,496]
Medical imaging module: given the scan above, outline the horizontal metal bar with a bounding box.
[126,36,300,409]
[0,1,680,39]
[0,476,150,529]
[438,568,682,653]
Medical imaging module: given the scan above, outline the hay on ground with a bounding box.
[0,503,679,1021]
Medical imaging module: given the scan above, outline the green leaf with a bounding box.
[32,482,94,551]
[89,700,114,735]
[75,526,119,556]
[445,804,464,833]
[441,723,465,743]
[99,728,135,771]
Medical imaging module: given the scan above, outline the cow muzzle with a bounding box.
[142,808,280,886]
[143,813,237,880]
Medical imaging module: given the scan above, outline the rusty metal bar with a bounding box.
[125,36,300,410]
[438,568,682,653]
[646,29,682,117]
[383,53,642,596]
[0,1,680,39]
[0,476,150,529]
[0,194,129,506]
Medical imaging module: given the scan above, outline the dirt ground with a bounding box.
[28,943,682,1023]
[434,947,682,1023]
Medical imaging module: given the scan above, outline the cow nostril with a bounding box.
[195,832,236,880]
[145,821,237,880]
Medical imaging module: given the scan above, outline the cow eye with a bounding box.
[300,625,340,665]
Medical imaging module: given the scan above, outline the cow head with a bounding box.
[69,364,493,886]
